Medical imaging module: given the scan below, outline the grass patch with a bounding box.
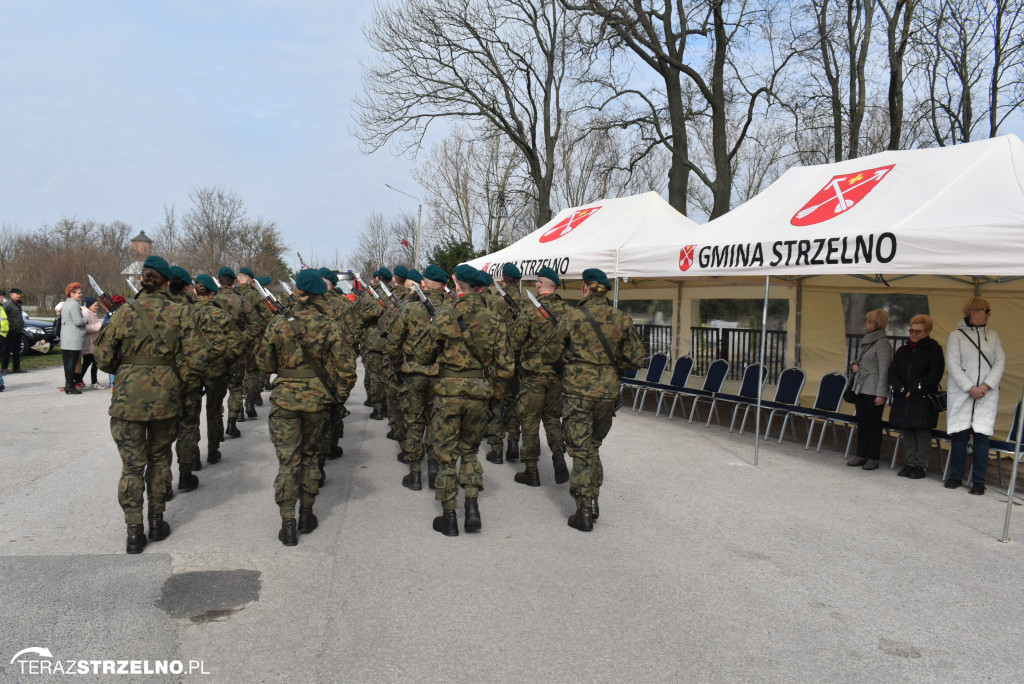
[18,348,64,371]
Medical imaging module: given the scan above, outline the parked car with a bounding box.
[20,316,59,355]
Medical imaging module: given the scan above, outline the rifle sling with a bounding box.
[128,301,185,384]
[286,316,338,402]
[578,303,617,367]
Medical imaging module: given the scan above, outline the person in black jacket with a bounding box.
[889,315,945,479]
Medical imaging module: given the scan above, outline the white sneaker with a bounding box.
[91,383,104,389]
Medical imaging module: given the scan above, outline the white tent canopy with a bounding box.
[617,135,1024,278]
[467,191,700,280]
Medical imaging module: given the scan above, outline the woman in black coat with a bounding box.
[889,314,945,479]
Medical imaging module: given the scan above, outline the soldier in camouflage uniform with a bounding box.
[167,266,200,496]
[215,267,263,437]
[94,256,193,554]
[357,268,392,419]
[317,267,361,462]
[510,266,571,487]
[380,265,411,443]
[191,275,245,466]
[256,269,356,546]
[235,267,272,419]
[413,265,514,536]
[542,268,645,532]
[385,265,450,490]
[484,263,527,464]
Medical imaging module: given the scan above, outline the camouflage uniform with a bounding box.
[94,289,191,526]
[357,284,389,411]
[191,298,245,462]
[235,281,272,408]
[319,288,362,454]
[214,286,263,421]
[168,289,201,490]
[256,300,356,519]
[511,292,571,468]
[415,292,514,512]
[485,285,527,457]
[385,288,448,473]
[543,293,645,515]
[379,283,409,441]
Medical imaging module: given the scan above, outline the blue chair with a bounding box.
[627,353,669,412]
[648,356,694,417]
[619,368,639,403]
[683,359,730,424]
[776,372,847,450]
[710,363,768,432]
[759,367,807,439]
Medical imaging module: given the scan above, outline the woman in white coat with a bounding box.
[945,297,1006,495]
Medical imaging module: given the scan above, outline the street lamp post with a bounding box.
[384,183,423,268]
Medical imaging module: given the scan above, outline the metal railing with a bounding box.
[690,327,787,383]
[846,333,910,369]
[634,324,673,367]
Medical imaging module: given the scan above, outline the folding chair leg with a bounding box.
[844,426,856,459]
[728,405,740,433]
[655,393,665,417]
[890,433,903,469]
[688,398,700,424]
[705,398,720,428]
[805,418,817,450]
[667,395,680,421]
[738,406,752,435]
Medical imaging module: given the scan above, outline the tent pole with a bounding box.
[999,385,1024,542]
[755,276,770,468]
[613,278,620,308]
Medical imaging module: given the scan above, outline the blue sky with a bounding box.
[0,0,420,267]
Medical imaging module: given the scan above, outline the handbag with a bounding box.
[926,390,947,413]
[844,387,858,404]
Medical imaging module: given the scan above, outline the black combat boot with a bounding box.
[327,444,343,460]
[148,513,171,542]
[552,452,569,484]
[397,451,406,463]
[485,449,503,464]
[380,406,388,419]
[226,418,241,438]
[364,398,373,407]
[427,459,439,489]
[126,524,147,554]
[245,397,257,419]
[464,497,481,532]
[514,465,541,487]
[298,506,318,534]
[342,407,351,418]
[208,447,222,464]
[279,518,298,546]
[192,458,202,472]
[588,497,600,521]
[402,470,422,491]
[432,509,459,537]
[369,408,383,420]
[237,408,246,423]
[568,502,593,532]
[386,428,396,440]
[505,440,520,462]
[164,486,174,502]
[318,468,326,488]
[177,470,199,492]
[254,394,264,406]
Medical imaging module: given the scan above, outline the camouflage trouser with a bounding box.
[243,350,262,401]
[517,373,564,465]
[486,374,521,451]
[364,350,386,409]
[268,406,327,518]
[226,356,246,418]
[174,382,202,471]
[318,404,343,471]
[203,375,228,452]
[385,364,407,443]
[562,395,615,504]
[399,373,435,472]
[111,416,179,524]
[430,394,487,510]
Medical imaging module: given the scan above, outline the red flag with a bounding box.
[401,238,410,247]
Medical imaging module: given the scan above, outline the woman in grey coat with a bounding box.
[59,282,89,395]
[849,309,894,470]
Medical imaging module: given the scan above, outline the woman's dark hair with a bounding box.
[194,283,214,297]
[140,266,169,292]
[169,278,188,295]
[586,281,609,297]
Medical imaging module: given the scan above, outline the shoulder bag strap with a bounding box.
[957,329,993,368]
[579,304,617,366]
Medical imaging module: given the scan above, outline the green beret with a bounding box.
[393,264,410,278]
[296,268,328,295]
[502,263,522,279]
[536,266,561,286]
[144,255,174,280]
[408,269,422,283]
[256,276,272,287]
[373,267,393,280]
[239,267,256,278]
[194,274,219,292]
[423,265,448,283]
[170,265,192,284]
[217,266,236,279]
[318,267,339,284]
[582,268,611,289]
[480,271,494,286]
[454,264,489,287]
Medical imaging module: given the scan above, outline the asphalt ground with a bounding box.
[2,364,1023,683]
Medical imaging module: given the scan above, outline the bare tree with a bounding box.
[349,211,415,275]
[877,0,918,150]
[355,0,601,227]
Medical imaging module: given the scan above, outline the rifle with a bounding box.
[125,279,139,295]
[281,281,295,301]
[492,281,521,317]
[297,252,310,270]
[526,290,559,326]
[87,274,119,312]
[352,271,387,309]
[412,283,467,332]
[443,285,458,301]
[251,278,283,315]
[378,280,401,308]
